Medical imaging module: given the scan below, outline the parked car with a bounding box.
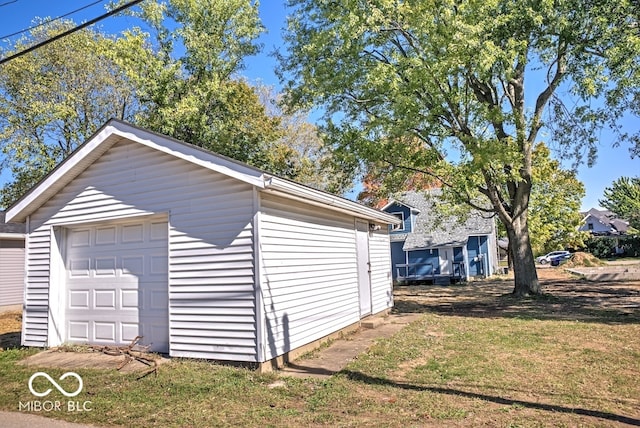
[536,251,571,264]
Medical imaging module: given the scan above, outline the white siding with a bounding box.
[580,214,614,234]
[24,140,257,361]
[22,229,51,346]
[259,194,360,360]
[0,240,25,308]
[368,229,393,314]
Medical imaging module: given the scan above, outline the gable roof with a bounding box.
[380,199,421,213]
[581,208,629,234]
[5,119,399,225]
[385,190,495,250]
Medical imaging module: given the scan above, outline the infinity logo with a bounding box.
[28,372,83,398]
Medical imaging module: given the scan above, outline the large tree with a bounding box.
[527,144,586,255]
[132,0,290,171]
[1,0,343,207]
[600,176,640,231]
[256,84,355,193]
[278,0,640,296]
[0,20,153,207]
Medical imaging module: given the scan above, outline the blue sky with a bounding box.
[0,0,638,210]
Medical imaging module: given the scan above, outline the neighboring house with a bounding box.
[579,208,629,236]
[0,211,25,311]
[4,119,399,370]
[382,191,498,284]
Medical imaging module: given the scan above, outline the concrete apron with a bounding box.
[17,313,422,379]
[567,266,640,282]
[18,348,168,373]
[278,312,423,379]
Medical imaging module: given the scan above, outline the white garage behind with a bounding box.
[0,211,25,311]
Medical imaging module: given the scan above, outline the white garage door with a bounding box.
[65,218,169,353]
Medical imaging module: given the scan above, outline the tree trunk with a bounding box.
[506,216,541,296]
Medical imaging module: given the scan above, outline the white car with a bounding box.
[536,251,571,264]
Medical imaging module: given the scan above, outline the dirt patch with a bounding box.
[19,348,169,374]
[564,251,606,268]
[393,268,640,323]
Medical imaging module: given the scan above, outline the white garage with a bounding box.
[0,211,25,311]
[64,218,169,352]
[5,119,398,369]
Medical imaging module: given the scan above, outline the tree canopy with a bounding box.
[524,144,586,255]
[0,0,346,207]
[278,0,640,296]
[600,176,640,231]
[0,20,150,207]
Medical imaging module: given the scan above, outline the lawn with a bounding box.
[1,269,639,427]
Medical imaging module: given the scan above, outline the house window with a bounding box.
[588,223,594,230]
[391,212,404,231]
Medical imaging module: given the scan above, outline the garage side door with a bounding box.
[65,219,168,352]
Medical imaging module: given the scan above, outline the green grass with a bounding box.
[1,312,639,427]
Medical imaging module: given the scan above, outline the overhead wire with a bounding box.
[0,1,18,8]
[0,0,105,40]
[0,0,145,65]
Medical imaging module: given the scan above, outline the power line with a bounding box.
[0,0,105,40]
[0,0,18,8]
[0,0,145,66]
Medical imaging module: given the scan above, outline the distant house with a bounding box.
[0,211,25,311]
[4,119,399,370]
[382,191,498,284]
[579,208,629,236]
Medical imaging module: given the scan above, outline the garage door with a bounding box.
[65,218,169,353]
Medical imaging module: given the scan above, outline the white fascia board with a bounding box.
[0,233,25,239]
[380,199,421,213]
[5,119,266,223]
[108,121,266,189]
[5,124,119,223]
[263,176,401,225]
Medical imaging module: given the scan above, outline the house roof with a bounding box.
[581,208,629,234]
[0,210,25,238]
[386,190,495,251]
[5,119,400,226]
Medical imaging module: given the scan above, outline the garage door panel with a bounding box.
[121,289,138,308]
[94,322,116,342]
[68,322,89,341]
[69,290,90,309]
[65,219,168,353]
[94,290,116,308]
[95,257,117,276]
[121,323,141,343]
[149,289,168,310]
[69,259,90,277]
[122,256,144,276]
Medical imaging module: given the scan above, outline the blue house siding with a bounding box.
[390,241,406,279]
[387,203,412,234]
[407,249,439,276]
[467,235,488,276]
[383,191,497,283]
[453,247,464,263]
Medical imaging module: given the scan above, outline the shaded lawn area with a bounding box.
[0,268,639,427]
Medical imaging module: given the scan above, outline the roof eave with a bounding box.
[0,232,25,239]
[263,176,401,224]
[381,199,421,213]
[5,119,266,223]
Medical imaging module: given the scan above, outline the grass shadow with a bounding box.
[393,276,640,324]
[0,331,21,349]
[340,370,640,426]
